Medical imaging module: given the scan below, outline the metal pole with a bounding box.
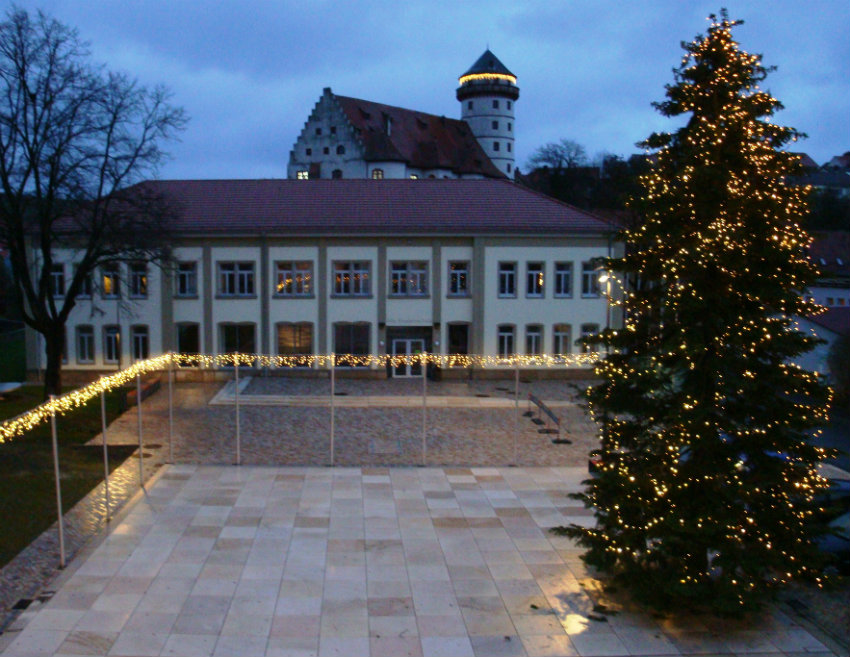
[422,352,427,466]
[49,396,66,568]
[101,387,111,522]
[513,361,519,466]
[136,374,144,487]
[234,359,241,466]
[330,353,335,467]
[168,355,174,464]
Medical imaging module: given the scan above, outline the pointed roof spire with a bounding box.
[461,49,515,79]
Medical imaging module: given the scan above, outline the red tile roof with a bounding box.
[138,179,613,236]
[810,231,850,277]
[334,95,505,179]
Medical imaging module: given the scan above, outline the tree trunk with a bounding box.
[43,328,64,399]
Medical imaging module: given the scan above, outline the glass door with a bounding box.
[392,339,425,377]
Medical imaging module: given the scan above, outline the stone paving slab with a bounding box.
[0,465,839,657]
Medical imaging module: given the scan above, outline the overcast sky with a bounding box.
[13,0,850,180]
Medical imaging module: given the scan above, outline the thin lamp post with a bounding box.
[136,373,144,487]
[514,357,520,466]
[168,353,174,464]
[330,353,335,467]
[100,385,111,521]
[421,351,427,467]
[49,396,66,568]
[234,356,241,466]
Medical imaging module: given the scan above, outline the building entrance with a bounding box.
[392,339,425,377]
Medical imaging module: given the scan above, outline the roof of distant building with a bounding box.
[808,307,850,337]
[137,179,613,236]
[334,94,505,179]
[790,152,819,169]
[460,49,516,79]
[810,231,850,277]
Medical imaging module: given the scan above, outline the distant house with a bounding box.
[288,50,520,180]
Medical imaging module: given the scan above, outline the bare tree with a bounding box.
[0,8,186,396]
[526,138,588,170]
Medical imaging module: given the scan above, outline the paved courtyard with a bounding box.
[0,464,840,657]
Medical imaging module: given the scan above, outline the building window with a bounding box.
[555,262,573,297]
[498,262,516,297]
[129,263,148,299]
[76,326,94,364]
[507,101,512,110]
[102,265,120,299]
[131,326,149,361]
[323,146,329,155]
[409,174,419,179]
[508,122,512,131]
[390,261,428,296]
[305,148,312,156]
[492,99,499,109]
[507,164,511,173]
[553,324,571,357]
[467,100,473,110]
[218,262,255,297]
[526,325,543,355]
[334,323,370,363]
[330,126,337,134]
[176,262,198,297]
[448,261,470,296]
[75,266,92,298]
[277,322,313,358]
[497,324,514,358]
[581,262,600,298]
[333,261,371,296]
[371,168,384,180]
[493,141,500,152]
[315,127,322,135]
[526,262,544,298]
[332,169,343,179]
[221,323,255,354]
[104,325,120,363]
[50,263,65,298]
[580,324,599,353]
[507,142,511,153]
[275,261,312,296]
[336,145,345,155]
[176,323,200,355]
[297,170,309,180]
[448,323,469,356]
[492,120,498,130]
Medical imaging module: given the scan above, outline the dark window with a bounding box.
[330,126,336,134]
[507,164,512,173]
[315,127,322,135]
[493,141,500,152]
[497,325,514,358]
[50,264,65,297]
[467,100,473,110]
[581,262,600,297]
[104,325,121,363]
[176,262,198,297]
[448,324,469,356]
[218,262,255,296]
[323,146,329,155]
[332,169,343,179]
[76,266,92,298]
[498,263,516,297]
[553,324,571,356]
[77,326,94,363]
[492,120,498,130]
[306,148,312,156]
[336,145,345,155]
[507,143,511,153]
[334,323,370,363]
[492,99,499,109]
[508,122,512,131]
[129,263,147,298]
[555,263,573,297]
[131,326,149,361]
[221,323,255,354]
[507,101,512,110]
[176,323,200,354]
[526,325,543,355]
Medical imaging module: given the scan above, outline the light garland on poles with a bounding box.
[0,351,601,443]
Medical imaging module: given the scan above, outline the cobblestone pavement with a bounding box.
[1,465,842,657]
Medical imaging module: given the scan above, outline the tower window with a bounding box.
[507,164,512,173]
[507,143,512,153]
[492,120,498,130]
[507,101,512,109]
[467,100,473,110]
[493,141,500,152]
[492,100,499,109]
[508,122,512,131]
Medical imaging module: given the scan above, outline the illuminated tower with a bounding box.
[457,49,519,177]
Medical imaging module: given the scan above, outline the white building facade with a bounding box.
[29,180,619,378]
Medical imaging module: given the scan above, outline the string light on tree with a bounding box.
[553,11,834,614]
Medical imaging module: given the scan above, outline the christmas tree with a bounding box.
[558,11,833,613]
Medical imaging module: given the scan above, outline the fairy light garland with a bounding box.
[0,351,601,444]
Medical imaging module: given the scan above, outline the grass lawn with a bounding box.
[0,385,135,568]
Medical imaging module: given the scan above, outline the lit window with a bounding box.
[371,169,384,179]
[129,263,147,298]
[553,324,571,357]
[176,262,198,297]
[104,325,120,363]
[498,262,516,297]
[497,325,514,358]
[76,326,94,364]
[390,261,428,296]
[409,174,418,179]
[277,322,313,358]
[526,325,542,355]
[275,261,312,296]
[296,170,309,180]
[581,262,600,298]
[131,326,149,361]
[218,262,255,297]
[448,261,469,296]
[526,262,544,298]
[333,261,370,296]
[50,263,65,298]
[555,262,573,297]
[102,265,119,299]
